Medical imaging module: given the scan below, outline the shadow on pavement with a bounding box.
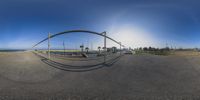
[33,52,122,72]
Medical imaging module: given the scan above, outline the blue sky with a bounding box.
[0,0,200,49]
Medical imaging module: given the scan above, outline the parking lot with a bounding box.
[0,51,200,99]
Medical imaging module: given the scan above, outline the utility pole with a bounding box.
[48,33,51,59]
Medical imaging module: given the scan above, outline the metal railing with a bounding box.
[32,30,125,63]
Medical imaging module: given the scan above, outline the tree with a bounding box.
[85,47,89,53]
[139,47,142,51]
[143,47,148,51]
[98,46,101,54]
[149,46,152,51]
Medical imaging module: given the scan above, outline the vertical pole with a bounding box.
[48,33,51,59]
[104,32,106,64]
[81,43,84,53]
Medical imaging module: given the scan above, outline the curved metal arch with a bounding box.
[33,30,125,48]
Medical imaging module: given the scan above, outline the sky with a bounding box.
[0,0,200,49]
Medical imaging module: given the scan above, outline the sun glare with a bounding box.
[109,25,156,48]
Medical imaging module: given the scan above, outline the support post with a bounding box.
[48,33,51,59]
[103,32,107,64]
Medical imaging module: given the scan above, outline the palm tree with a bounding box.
[80,44,84,53]
[85,47,89,53]
[98,46,101,54]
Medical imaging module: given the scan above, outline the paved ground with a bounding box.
[0,51,200,99]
